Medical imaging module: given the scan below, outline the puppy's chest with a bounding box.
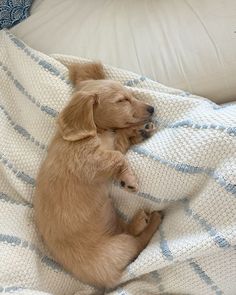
[98,131,116,150]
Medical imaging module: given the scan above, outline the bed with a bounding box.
[1,1,236,294]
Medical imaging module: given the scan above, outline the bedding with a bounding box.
[10,0,236,104]
[0,30,236,295]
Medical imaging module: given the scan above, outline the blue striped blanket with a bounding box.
[0,30,236,295]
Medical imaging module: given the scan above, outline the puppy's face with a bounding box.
[80,80,154,129]
[59,78,154,141]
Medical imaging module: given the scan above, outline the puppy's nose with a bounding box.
[147,106,154,115]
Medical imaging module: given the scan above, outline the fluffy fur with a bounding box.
[34,62,163,288]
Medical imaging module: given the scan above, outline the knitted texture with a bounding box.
[0,30,236,295]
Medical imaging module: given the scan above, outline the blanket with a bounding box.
[0,30,235,295]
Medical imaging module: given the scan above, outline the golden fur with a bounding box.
[34,62,162,288]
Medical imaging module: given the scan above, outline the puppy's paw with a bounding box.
[149,211,163,230]
[129,121,156,145]
[120,180,138,193]
[139,122,156,140]
[120,172,138,193]
[129,209,151,236]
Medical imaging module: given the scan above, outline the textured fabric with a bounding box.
[0,0,33,29]
[0,30,236,295]
[10,0,236,104]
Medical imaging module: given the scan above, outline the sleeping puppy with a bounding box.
[34,62,163,288]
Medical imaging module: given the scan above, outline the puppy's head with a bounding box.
[59,63,155,141]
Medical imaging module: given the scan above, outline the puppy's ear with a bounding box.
[68,62,106,86]
[58,91,98,141]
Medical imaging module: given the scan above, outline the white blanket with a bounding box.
[0,30,235,295]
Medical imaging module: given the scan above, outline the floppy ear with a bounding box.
[58,91,98,141]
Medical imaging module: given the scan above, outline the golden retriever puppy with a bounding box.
[34,62,162,288]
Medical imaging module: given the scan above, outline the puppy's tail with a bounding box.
[68,62,106,86]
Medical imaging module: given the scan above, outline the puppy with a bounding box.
[34,62,162,288]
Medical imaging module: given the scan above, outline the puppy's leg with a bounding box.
[118,209,161,237]
[130,121,156,145]
[135,210,162,248]
[114,122,156,153]
[118,165,138,193]
[117,209,150,236]
[84,211,162,288]
[114,130,132,154]
[104,200,149,236]
[127,209,152,236]
[97,150,138,192]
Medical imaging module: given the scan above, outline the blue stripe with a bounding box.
[150,271,180,294]
[182,199,231,249]
[116,288,128,295]
[133,146,213,174]
[115,206,130,222]
[212,103,236,110]
[137,191,165,203]
[0,104,47,150]
[137,191,184,204]
[0,62,58,118]
[0,153,36,186]
[179,91,191,97]
[0,286,24,293]
[114,182,184,204]
[150,271,166,293]
[5,31,70,84]
[0,192,33,208]
[189,259,223,295]
[169,119,236,136]
[212,172,236,195]
[124,76,146,87]
[159,224,173,261]
[0,233,64,273]
[132,146,236,197]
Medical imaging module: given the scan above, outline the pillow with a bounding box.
[0,0,33,29]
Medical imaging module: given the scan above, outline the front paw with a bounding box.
[130,121,156,144]
[139,122,156,140]
[120,171,138,193]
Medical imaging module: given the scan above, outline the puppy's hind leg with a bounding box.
[85,211,163,288]
[117,209,151,236]
[86,234,139,288]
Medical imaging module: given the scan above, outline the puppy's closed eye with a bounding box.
[117,98,130,103]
